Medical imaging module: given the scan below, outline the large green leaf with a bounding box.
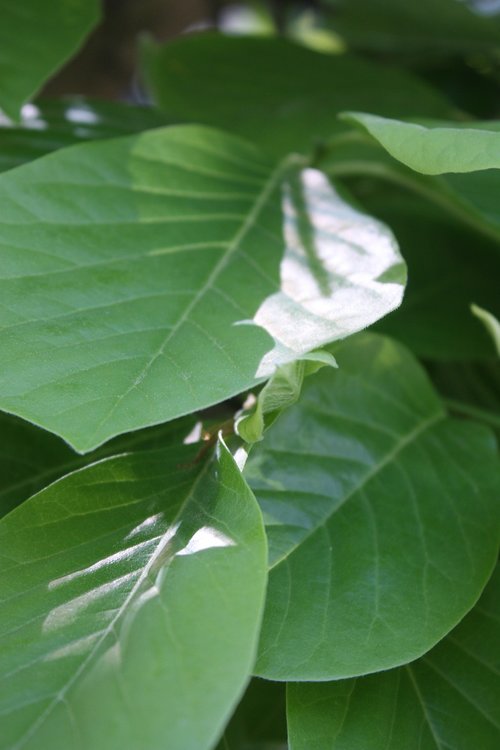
[322,0,500,56]
[0,125,404,452]
[142,33,452,159]
[0,98,167,173]
[0,1,100,120]
[0,411,195,519]
[343,113,500,175]
[0,441,267,750]
[287,563,500,750]
[244,334,499,680]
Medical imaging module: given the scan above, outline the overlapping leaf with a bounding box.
[287,563,500,750]
[0,441,267,750]
[0,126,404,452]
[343,113,500,175]
[142,33,452,159]
[0,0,100,119]
[244,334,500,680]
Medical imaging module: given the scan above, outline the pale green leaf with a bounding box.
[245,334,500,680]
[236,350,337,444]
[0,98,167,173]
[0,126,404,452]
[287,563,500,750]
[0,441,267,750]
[142,33,452,159]
[343,113,500,175]
[0,1,101,120]
[472,305,500,356]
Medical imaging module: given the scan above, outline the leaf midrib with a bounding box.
[84,156,295,451]
[269,407,444,571]
[12,453,213,749]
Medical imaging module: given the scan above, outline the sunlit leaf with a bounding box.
[472,305,500,356]
[245,334,500,680]
[343,113,500,175]
[0,0,100,119]
[287,563,500,750]
[0,126,404,452]
[0,441,267,750]
[142,33,451,158]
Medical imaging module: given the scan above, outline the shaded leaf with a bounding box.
[0,98,167,173]
[142,33,452,159]
[343,113,500,175]
[0,411,195,519]
[245,334,500,680]
[0,1,100,119]
[287,563,500,750]
[0,126,404,452]
[0,441,267,750]
[322,0,500,57]
[216,679,287,750]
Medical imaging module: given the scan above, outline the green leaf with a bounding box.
[343,113,500,175]
[472,305,500,356]
[0,440,267,750]
[0,98,167,173]
[0,1,101,120]
[0,411,196,519]
[244,334,500,680]
[0,126,405,452]
[322,0,500,56]
[287,563,500,750]
[142,33,452,159]
[236,351,337,444]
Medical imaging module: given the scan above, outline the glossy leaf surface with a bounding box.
[245,334,500,680]
[287,563,500,750]
[0,98,167,173]
[344,113,500,175]
[0,442,267,750]
[0,126,404,452]
[143,33,451,158]
[0,1,100,119]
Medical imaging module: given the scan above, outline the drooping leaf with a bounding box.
[343,113,500,175]
[472,305,500,356]
[322,0,500,56]
[244,333,500,680]
[0,98,167,173]
[236,350,337,444]
[0,126,405,452]
[287,563,500,750]
[0,1,101,120]
[0,411,196,519]
[0,441,267,750]
[142,33,452,159]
